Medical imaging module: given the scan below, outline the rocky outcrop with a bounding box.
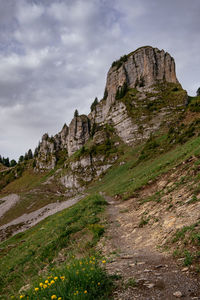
[35,46,185,173]
[35,115,90,169]
[88,46,184,145]
[105,46,178,109]
[35,134,56,170]
[67,115,90,156]
[60,153,118,196]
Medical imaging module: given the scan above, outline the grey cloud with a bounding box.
[0,0,199,159]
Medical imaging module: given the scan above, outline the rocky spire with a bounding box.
[105,46,179,108]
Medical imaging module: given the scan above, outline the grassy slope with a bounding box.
[0,167,68,227]
[90,135,200,199]
[0,194,108,299]
[0,94,199,298]
[1,133,199,298]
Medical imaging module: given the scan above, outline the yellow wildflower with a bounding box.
[43,284,47,289]
[45,280,49,284]
[34,287,39,292]
[98,282,101,286]
[102,260,106,264]
[39,283,43,287]
[51,280,55,284]
[58,298,62,300]
[51,295,57,300]
[60,276,65,281]
[54,276,58,280]
[19,296,25,299]
[84,290,87,294]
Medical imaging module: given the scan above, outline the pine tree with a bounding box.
[10,159,17,167]
[74,109,79,118]
[3,157,10,167]
[34,147,39,157]
[27,149,33,159]
[90,97,98,112]
[18,155,24,163]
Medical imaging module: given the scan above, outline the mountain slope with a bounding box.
[0,46,200,299]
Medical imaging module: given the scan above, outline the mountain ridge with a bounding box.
[0,46,200,299]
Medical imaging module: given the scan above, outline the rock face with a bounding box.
[36,134,56,170]
[105,46,178,107]
[67,115,90,156]
[35,115,90,169]
[87,46,182,145]
[35,46,186,180]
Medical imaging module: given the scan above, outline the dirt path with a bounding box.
[0,194,85,242]
[99,195,200,300]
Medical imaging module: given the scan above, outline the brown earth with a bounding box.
[98,191,200,300]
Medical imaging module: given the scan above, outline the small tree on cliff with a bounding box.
[196,87,200,96]
[27,149,33,159]
[90,97,98,112]
[74,109,79,118]
[10,159,17,167]
[18,155,24,163]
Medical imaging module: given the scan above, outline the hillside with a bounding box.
[0,46,200,299]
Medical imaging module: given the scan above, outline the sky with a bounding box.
[0,0,200,160]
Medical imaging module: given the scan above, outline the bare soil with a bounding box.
[0,194,84,242]
[99,195,200,300]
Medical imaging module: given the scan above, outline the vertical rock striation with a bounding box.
[67,115,90,156]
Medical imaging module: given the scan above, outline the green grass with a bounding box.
[171,221,200,267]
[172,221,200,244]
[0,192,66,227]
[0,169,49,195]
[90,136,200,199]
[0,194,108,299]
[188,95,200,112]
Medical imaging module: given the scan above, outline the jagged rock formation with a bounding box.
[35,46,187,194]
[36,133,56,170]
[67,115,90,156]
[106,46,178,106]
[88,46,182,144]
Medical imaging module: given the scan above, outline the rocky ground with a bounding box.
[0,193,84,241]
[98,194,200,300]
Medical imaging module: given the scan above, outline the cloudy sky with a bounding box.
[0,0,199,160]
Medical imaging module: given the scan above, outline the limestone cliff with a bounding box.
[67,115,90,156]
[89,46,185,145]
[35,133,56,170]
[35,46,187,194]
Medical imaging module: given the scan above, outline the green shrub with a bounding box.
[16,257,112,300]
[112,55,128,69]
[115,82,128,100]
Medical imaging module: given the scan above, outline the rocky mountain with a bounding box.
[1,46,200,300]
[33,46,187,195]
